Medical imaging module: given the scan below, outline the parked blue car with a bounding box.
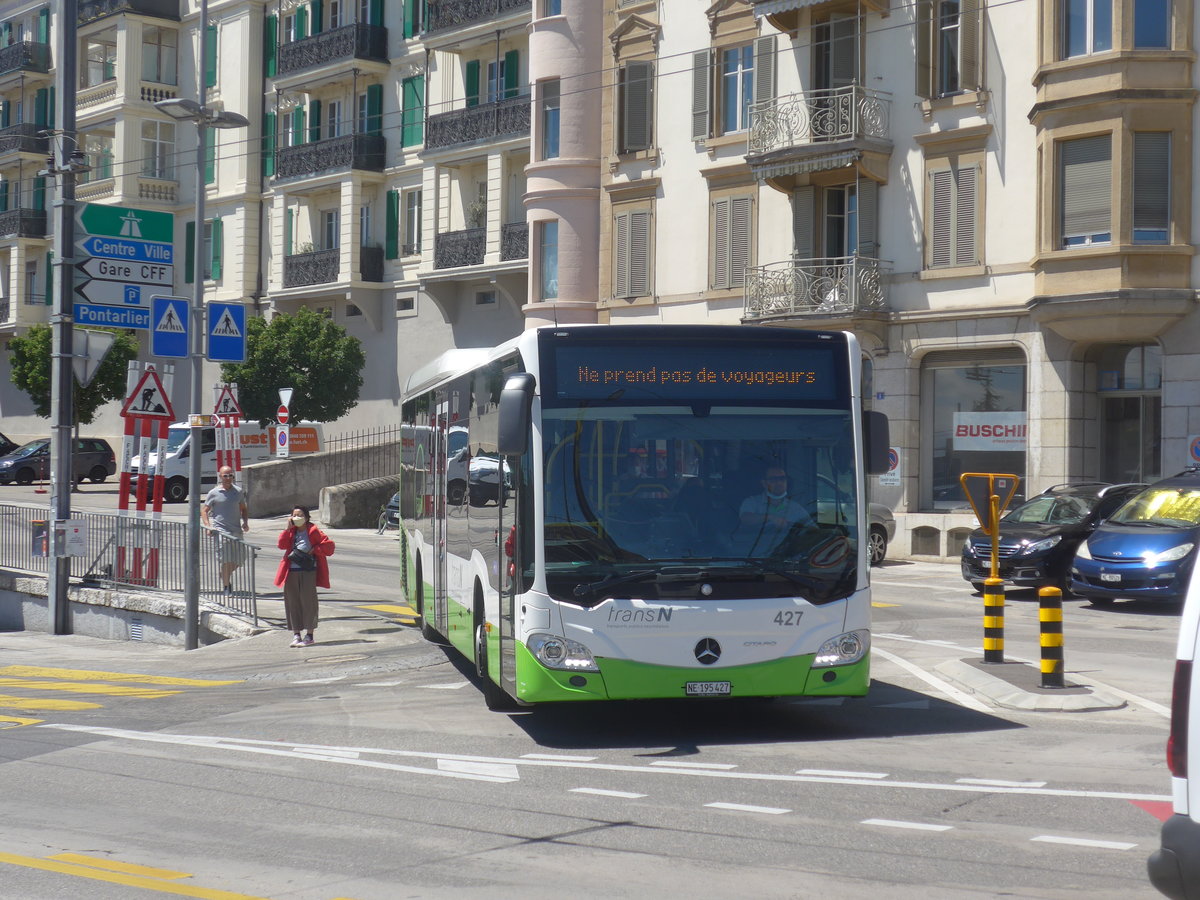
[1070,468,1200,605]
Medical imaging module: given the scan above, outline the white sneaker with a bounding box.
[289,635,304,648]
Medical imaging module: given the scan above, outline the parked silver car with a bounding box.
[869,502,895,566]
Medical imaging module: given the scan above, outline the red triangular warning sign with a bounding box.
[121,368,175,420]
[213,385,243,417]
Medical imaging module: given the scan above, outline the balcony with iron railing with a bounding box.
[500,222,527,261]
[425,0,531,34]
[425,94,530,152]
[278,23,388,78]
[0,207,48,239]
[434,227,485,269]
[743,255,891,321]
[284,248,340,288]
[274,133,386,181]
[360,245,384,282]
[747,85,892,187]
[0,122,49,157]
[0,41,50,78]
[78,0,180,25]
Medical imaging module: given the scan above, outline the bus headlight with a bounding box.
[812,630,870,668]
[527,633,599,672]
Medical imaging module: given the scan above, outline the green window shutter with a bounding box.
[371,0,384,27]
[32,175,45,211]
[2,24,11,45]
[465,60,480,107]
[205,25,218,88]
[295,6,307,39]
[185,221,195,283]
[293,107,306,144]
[203,130,216,184]
[285,208,293,256]
[0,182,8,212]
[366,83,382,135]
[33,88,47,126]
[504,50,519,99]
[402,76,424,147]
[44,250,53,304]
[37,7,49,44]
[385,189,400,259]
[264,14,278,77]
[403,0,415,38]
[310,0,323,34]
[0,101,8,129]
[308,99,322,142]
[262,111,277,177]
[48,85,54,128]
[211,219,223,280]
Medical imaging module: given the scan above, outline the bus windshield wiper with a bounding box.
[573,568,658,597]
[704,558,829,593]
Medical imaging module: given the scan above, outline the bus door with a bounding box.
[431,397,450,635]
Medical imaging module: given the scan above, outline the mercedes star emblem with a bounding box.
[694,638,721,665]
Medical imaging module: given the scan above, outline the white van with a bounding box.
[129,420,324,502]
[1148,564,1200,898]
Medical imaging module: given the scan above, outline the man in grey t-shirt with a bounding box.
[201,466,249,595]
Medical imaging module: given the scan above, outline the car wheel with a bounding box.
[89,466,108,484]
[970,581,986,594]
[868,526,888,566]
[15,467,34,486]
[164,477,188,503]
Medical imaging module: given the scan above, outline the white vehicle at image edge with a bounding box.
[1149,558,1200,897]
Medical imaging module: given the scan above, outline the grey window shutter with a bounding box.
[729,196,752,288]
[753,36,776,107]
[712,198,729,289]
[691,51,710,141]
[615,213,629,297]
[1061,134,1111,242]
[915,0,933,99]
[623,61,653,152]
[960,0,982,92]
[630,210,651,296]
[1133,132,1170,236]
[792,185,814,259]
[930,169,953,267]
[856,179,878,257]
[954,165,977,265]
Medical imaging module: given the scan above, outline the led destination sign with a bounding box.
[549,341,844,404]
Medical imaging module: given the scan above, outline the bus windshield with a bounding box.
[540,405,859,605]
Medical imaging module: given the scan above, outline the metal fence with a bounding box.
[0,502,258,624]
[324,425,402,484]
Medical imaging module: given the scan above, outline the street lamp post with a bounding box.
[154,7,249,648]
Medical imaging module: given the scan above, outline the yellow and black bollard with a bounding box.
[1038,586,1065,688]
[982,576,1005,663]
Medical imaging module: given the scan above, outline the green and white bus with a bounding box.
[400,325,889,708]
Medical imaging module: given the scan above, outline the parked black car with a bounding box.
[0,438,117,486]
[0,431,17,457]
[960,481,1147,594]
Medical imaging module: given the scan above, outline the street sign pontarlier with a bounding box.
[74,303,150,329]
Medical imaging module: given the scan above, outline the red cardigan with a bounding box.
[274,523,335,588]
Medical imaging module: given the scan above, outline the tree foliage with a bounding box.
[219,308,365,425]
[7,325,141,425]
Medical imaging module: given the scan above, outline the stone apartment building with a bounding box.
[0,0,1197,557]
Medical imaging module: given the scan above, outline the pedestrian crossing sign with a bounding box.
[150,296,189,359]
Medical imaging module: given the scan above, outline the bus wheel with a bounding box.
[474,604,515,711]
[416,559,443,643]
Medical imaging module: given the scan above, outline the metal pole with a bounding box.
[184,2,210,650]
[48,0,79,635]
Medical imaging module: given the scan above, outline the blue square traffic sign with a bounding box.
[150,296,189,359]
[207,302,246,363]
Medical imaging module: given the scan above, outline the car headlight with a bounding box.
[1022,535,1062,554]
[1075,542,1093,561]
[1144,543,1195,566]
[526,633,599,672]
[812,629,870,668]
[0,461,11,468]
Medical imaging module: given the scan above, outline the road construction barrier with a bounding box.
[1038,586,1065,688]
[983,576,1005,663]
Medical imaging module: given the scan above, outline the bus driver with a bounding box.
[738,465,815,554]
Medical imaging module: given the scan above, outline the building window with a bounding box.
[359,204,372,247]
[327,0,343,29]
[618,61,653,153]
[24,261,37,305]
[937,2,960,95]
[283,13,297,43]
[824,184,858,257]
[487,59,505,104]
[1096,343,1161,483]
[1060,134,1111,247]
[543,0,562,15]
[613,208,651,299]
[710,195,752,290]
[403,189,422,255]
[80,135,114,182]
[346,302,362,317]
[916,0,981,98]
[719,45,753,134]
[476,290,497,305]
[1062,0,1112,59]
[1134,0,1170,47]
[141,26,178,85]
[142,120,175,179]
[540,79,560,160]
[924,353,1027,508]
[928,163,978,267]
[326,99,343,139]
[83,34,117,87]
[1133,132,1170,243]
[186,219,222,282]
[397,296,415,312]
[322,210,340,250]
[538,220,558,301]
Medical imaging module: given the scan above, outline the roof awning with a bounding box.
[750,150,861,181]
[753,0,813,14]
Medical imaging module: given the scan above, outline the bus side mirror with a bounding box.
[863,410,890,475]
[498,373,536,456]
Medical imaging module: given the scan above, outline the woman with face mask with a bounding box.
[274,506,335,647]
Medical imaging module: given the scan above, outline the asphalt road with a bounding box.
[0,479,1181,897]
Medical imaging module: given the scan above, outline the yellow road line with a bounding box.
[0,715,42,727]
[0,694,102,711]
[0,666,241,686]
[872,601,899,608]
[0,850,271,899]
[49,853,191,880]
[360,603,417,616]
[0,679,179,699]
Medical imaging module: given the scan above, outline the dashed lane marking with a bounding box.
[706,802,791,815]
[799,769,889,779]
[525,753,598,762]
[571,788,647,799]
[862,819,953,832]
[650,761,737,770]
[1030,835,1138,851]
[958,778,1048,788]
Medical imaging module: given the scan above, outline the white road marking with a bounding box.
[571,788,646,799]
[1031,835,1137,851]
[524,753,598,762]
[353,681,405,687]
[706,802,790,815]
[292,677,345,685]
[293,748,359,760]
[871,647,992,713]
[799,769,889,779]
[438,759,520,780]
[958,778,1047,788]
[421,682,470,690]
[650,761,737,770]
[862,819,952,832]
